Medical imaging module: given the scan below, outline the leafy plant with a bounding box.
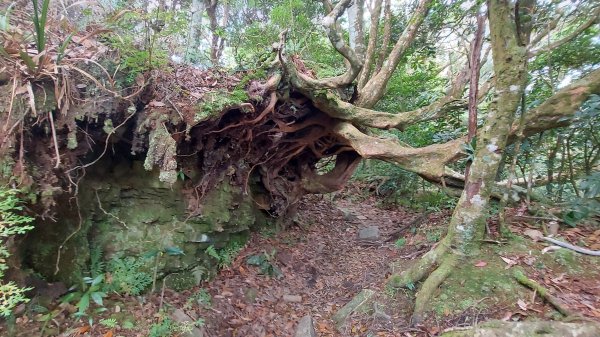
[191,288,211,308]
[246,250,282,278]
[204,241,244,269]
[61,274,107,320]
[31,0,50,53]
[149,316,174,337]
[0,3,15,31]
[100,317,118,329]
[122,320,135,330]
[394,238,406,248]
[175,318,205,334]
[106,256,152,296]
[0,187,34,317]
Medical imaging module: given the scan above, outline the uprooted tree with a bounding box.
[1,0,599,321]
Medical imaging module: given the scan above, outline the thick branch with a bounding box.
[512,67,600,140]
[349,0,366,58]
[357,0,383,89]
[375,0,392,74]
[282,0,363,90]
[310,90,466,130]
[332,122,463,181]
[300,151,361,193]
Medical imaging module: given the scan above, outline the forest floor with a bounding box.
[6,189,600,337]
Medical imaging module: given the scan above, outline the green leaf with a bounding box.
[90,292,104,306]
[19,51,37,72]
[91,274,104,286]
[77,293,90,314]
[61,292,79,304]
[143,249,160,259]
[57,33,73,64]
[246,254,266,266]
[164,246,185,256]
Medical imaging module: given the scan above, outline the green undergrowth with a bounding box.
[387,231,600,323]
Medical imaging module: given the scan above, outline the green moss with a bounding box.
[164,272,197,291]
[429,247,523,318]
[195,89,249,122]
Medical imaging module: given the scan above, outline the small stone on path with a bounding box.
[294,315,317,337]
[358,226,380,240]
[283,294,302,303]
[171,308,203,337]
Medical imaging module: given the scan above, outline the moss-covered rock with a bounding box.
[24,155,265,291]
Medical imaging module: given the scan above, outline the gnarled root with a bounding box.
[412,253,458,324]
[386,236,460,325]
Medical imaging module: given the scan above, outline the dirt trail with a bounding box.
[191,195,441,337]
[8,194,600,337]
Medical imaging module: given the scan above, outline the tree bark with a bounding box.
[386,0,531,324]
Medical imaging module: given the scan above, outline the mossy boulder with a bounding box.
[24,156,266,290]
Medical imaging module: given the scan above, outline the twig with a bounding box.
[158,278,166,313]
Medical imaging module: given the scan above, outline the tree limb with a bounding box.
[528,7,600,58]
[357,0,433,107]
[281,0,363,90]
[357,0,383,89]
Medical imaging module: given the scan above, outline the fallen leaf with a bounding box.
[501,311,514,321]
[517,299,528,311]
[474,261,487,267]
[103,331,114,337]
[149,100,166,107]
[542,246,562,254]
[71,326,90,336]
[524,229,543,241]
[548,221,559,236]
[500,256,517,269]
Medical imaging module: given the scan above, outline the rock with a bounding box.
[171,308,204,337]
[332,289,376,327]
[338,208,357,221]
[548,221,559,236]
[524,229,543,241]
[283,294,302,303]
[358,226,380,240]
[244,287,259,303]
[356,215,368,220]
[295,315,317,337]
[25,162,265,289]
[439,320,600,337]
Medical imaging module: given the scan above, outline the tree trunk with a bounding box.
[186,0,205,63]
[386,0,531,323]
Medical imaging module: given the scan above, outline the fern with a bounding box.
[106,257,152,296]
[89,243,105,278]
[0,187,34,316]
[100,318,118,328]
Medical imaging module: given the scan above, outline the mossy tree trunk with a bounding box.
[387,0,532,323]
